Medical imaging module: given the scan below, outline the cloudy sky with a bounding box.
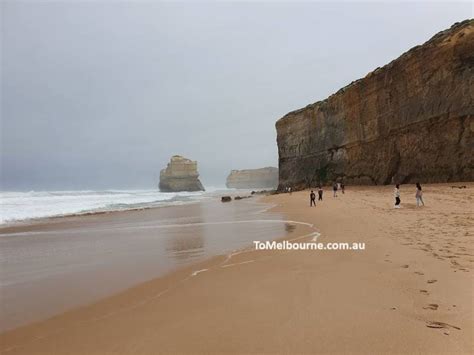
[1,1,471,190]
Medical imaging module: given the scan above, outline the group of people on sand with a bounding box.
[309,182,344,206]
[309,186,324,206]
[294,181,425,209]
[394,182,425,208]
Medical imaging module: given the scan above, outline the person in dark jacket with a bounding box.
[310,190,316,207]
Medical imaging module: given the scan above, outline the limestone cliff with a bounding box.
[276,20,474,189]
[159,155,204,192]
[226,167,279,189]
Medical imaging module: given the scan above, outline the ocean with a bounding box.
[0,188,230,224]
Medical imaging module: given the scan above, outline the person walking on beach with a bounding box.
[394,184,401,208]
[333,182,338,197]
[415,182,425,206]
[310,190,316,207]
[341,183,345,194]
[318,186,323,201]
[288,187,292,195]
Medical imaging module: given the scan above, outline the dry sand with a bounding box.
[1,184,472,354]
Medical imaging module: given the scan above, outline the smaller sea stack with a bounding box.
[226,167,279,189]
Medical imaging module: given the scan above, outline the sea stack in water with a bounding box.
[159,155,204,192]
[226,167,279,189]
[276,20,474,189]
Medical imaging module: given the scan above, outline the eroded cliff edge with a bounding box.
[276,20,474,189]
[226,167,278,189]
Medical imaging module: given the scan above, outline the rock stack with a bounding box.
[159,155,205,192]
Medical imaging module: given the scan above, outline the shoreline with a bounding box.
[0,196,308,333]
[1,183,472,354]
[0,188,240,230]
[0,189,268,233]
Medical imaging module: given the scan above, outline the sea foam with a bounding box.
[0,189,224,224]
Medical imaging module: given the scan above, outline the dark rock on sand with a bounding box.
[234,196,251,200]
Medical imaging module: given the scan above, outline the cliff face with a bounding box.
[276,20,474,189]
[226,167,279,189]
[159,155,204,192]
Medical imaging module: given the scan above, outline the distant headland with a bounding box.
[226,167,279,189]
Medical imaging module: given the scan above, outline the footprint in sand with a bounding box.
[401,264,409,268]
[426,321,461,330]
[414,271,424,275]
[419,289,430,295]
[423,304,439,310]
[427,279,437,284]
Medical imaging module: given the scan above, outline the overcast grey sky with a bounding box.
[1,1,471,190]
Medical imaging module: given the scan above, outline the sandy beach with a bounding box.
[0,184,472,354]
[3,3,472,354]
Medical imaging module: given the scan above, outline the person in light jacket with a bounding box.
[415,182,425,207]
[394,184,401,208]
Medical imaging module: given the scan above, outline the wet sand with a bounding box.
[0,197,311,332]
[0,184,473,354]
